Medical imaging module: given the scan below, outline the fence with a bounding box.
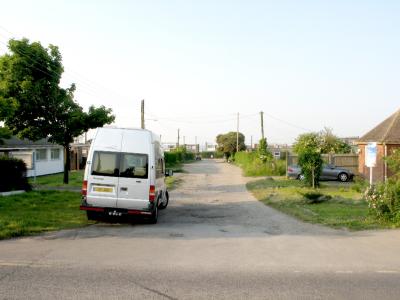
[288,153,359,174]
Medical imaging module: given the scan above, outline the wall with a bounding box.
[27,147,64,177]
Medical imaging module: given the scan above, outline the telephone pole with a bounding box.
[141,99,145,129]
[236,112,239,153]
[260,111,264,140]
[177,129,180,148]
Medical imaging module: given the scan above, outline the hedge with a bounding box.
[0,156,31,192]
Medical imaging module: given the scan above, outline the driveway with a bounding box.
[1,159,400,299]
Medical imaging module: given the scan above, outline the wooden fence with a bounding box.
[288,154,359,174]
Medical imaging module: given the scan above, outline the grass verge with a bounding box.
[165,176,183,190]
[29,171,84,188]
[0,190,89,240]
[247,178,395,230]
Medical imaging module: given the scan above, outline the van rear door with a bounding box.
[117,153,150,210]
[86,151,120,208]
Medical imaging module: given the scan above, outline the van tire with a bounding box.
[86,211,99,221]
[159,191,169,210]
[148,202,158,224]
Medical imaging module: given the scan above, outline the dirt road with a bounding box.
[1,159,400,299]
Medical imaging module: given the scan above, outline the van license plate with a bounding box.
[94,187,113,193]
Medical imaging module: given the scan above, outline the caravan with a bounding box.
[80,127,170,223]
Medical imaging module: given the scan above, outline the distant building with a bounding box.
[0,136,64,177]
[357,109,400,182]
[204,144,217,152]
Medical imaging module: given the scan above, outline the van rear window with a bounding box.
[91,151,148,179]
[92,152,119,177]
[120,153,148,179]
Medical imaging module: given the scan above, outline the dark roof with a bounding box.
[358,109,400,144]
[0,136,57,149]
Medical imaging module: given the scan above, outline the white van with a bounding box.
[80,127,170,223]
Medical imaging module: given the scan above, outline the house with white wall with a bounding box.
[0,136,64,177]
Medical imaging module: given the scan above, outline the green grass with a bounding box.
[29,170,84,188]
[0,190,90,239]
[247,178,396,230]
[165,176,183,190]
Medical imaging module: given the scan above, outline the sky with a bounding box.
[0,0,399,147]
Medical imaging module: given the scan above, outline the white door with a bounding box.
[117,153,150,210]
[86,151,119,208]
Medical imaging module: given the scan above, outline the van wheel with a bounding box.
[86,211,99,221]
[148,202,158,224]
[159,191,169,210]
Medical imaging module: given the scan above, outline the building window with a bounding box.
[36,149,47,161]
[51,149,60,160]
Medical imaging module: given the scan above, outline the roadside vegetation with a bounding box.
[234,152,286,176]
[247,177,399,230]
[0,190,89,240]
[165,176,183,190]
[165,146,195,172]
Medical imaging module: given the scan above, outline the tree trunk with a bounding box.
[312,167,315,189]
[63,144,70,184]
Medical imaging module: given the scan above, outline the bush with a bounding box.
[300,191,332,204]
[364,180,400,222]
[298,150,323,188]
[234,151,286,176]
[200,151,224,159]
[0,156,31,192]
[165,149,195,167]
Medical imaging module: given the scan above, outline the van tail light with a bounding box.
[149,185,155,202]
[82,180,88,196]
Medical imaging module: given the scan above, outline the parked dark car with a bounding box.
[287,164,354,182]
[195,155,202,161]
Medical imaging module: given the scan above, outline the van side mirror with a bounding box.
[165,169,174,177]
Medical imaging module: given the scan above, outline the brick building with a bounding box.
[357,109,400,182]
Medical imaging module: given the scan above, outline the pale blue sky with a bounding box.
[0,0,399,146]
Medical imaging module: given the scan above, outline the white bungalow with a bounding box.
[0,136,64,177]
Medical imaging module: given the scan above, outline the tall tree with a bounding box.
[216,132,246,159]
[0,38,115,183]
[0,126,11,145]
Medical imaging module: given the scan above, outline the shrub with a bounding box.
[364,180,400,221]
[300,191,331,204]
[200,151,224,159]
[0,156,31,192]
[298,150,323,188]
[234,151,285,176]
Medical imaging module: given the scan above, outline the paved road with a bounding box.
[1,159,400,299]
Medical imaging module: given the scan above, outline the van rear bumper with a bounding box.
[80,205,152,216]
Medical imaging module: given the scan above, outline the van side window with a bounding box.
[156,158,164,179]
[120,153,148,179]
[92,152,119,176]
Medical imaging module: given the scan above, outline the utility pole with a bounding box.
[195,136,198,154]
[251,135,253,151]
[177,129,180,148]
[141,99,145,129]
[236,112,239,153]
[260,111,264,140]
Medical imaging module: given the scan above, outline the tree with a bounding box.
[0,126,11,145]
[320,127,351,154]
[216,132,245,160]
[0,38,115,183]
[258,137,272,162]
[293,133,323,188]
